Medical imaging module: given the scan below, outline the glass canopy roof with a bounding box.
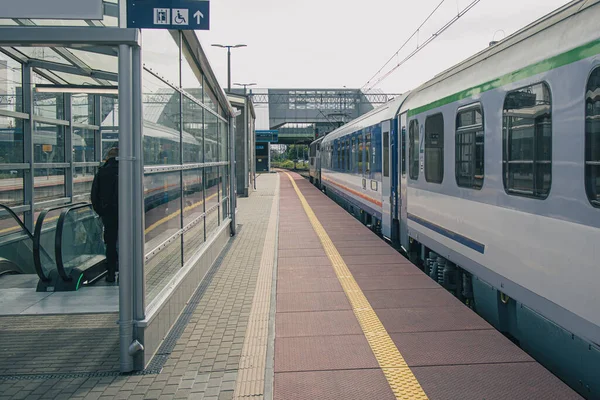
[0,0,120,86]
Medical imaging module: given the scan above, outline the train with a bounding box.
[309,0,600,397]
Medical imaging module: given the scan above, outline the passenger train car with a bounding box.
[312,1,600,396]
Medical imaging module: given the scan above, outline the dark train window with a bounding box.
[425,114,444,184]
[365,133,371,173]
[586,67,600,208]
[503,82,552,199]
[401,125,406,177]
[383,131,390,177]
[456,104,484,189]
[346,138,351,171]
[409,120,419,180]
[358,134,364,173]
[351,136,357,173]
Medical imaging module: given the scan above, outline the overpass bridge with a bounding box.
[242,89,401,145]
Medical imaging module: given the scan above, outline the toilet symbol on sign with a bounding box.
[171,9,189,25]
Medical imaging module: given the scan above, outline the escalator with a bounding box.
[0,202,108,292]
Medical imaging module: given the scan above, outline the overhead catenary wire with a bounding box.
[362,0,447,90]
[362,0,482,92]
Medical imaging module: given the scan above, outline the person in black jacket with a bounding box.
[91,147,119,283]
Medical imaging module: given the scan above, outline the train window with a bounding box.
[401,126,406,177]
[351,137,357,173]
[586,67,600,208]
[383,131,390,178]
[503,82,552,199]
[408,120,419,180]
[358,134,364,173]
[346,138,351,171]
[365,133,371,173]
[425,114,444,184]
[456,104,484,189]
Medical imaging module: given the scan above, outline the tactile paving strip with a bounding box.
[284,173,429,400]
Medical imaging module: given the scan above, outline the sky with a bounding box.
[195,0,571,94]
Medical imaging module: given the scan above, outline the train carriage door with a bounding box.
[381,120,392,239]
[399,113,409,250]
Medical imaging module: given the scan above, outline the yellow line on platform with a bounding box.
[285,172,428,400]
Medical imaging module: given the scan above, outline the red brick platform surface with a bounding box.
[273,172,581,400]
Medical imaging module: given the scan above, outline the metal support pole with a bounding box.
[227,47,231,93]
[229,115,236,236]
[22,66,34,231]
[94,95,102,162]
[118,43,134,373]
[65,94,73,201]
[131,44,146,330]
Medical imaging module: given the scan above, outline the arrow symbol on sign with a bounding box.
[193,10,204,23]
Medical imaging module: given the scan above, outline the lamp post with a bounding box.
[234,82,256,95]
[211,44,247,92]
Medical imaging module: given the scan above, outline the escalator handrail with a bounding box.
[33,202,87,282]
[55,203,97,282]
[0,204,34,240]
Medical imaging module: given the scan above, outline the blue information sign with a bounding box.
[256,130,278,143]
[127,0,209,30]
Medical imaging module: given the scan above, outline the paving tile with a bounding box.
[275,311,362,337]
[276,291,351,313]
[376,306,492,333]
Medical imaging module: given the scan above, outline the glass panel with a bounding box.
[220,120,228,163]
[74,166,96,197]
[205,113,218,163]
[0,169,23,207]
[34,123,65,163]
[183,168,203,226]
[183,96,203,163]
[72,94,95,125]
[59,206,106,280]
[425,114,444,184]
[358,135,364,173]
[142,29,181,85]
[14,47,70,64]
[181,39,203,94]
[73,128,96,163]
[0,209,36,274]
[0,54,23,113]
[34,168,65,202]
[204,86,218,113]
[183,217,204,264]
[143,71,181,165]
[144,171,182,247]
[67,49,118,73]
[456,106,484,189]
[205,207,218,237]
[101,96,118,127]
[34,90,65,120]
[0,117,24,163]
[586,67,600,207]
[503,82,552,198]
[145,235,182,303]
[409,120,419,180]
[204,166,219,211]
[365,133,371,173]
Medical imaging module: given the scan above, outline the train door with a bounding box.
[399,113,409,250]
[381,120,392,239]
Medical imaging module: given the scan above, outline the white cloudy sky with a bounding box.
[195,0,570,94]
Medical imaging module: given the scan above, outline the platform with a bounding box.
[0,172,582,400]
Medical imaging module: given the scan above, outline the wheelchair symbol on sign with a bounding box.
[172,9,189,25]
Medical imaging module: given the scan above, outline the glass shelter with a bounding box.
[0,5,236,372]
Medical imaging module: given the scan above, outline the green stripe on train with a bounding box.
[407,38,600,118]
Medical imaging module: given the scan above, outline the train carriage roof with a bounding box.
[321,92,410,144]
[400,0,600,115]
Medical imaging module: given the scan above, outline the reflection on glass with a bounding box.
[205,113,218,163]
[144,171,181,247]
[59,206,105,276]
[181,40,203,92]
[183,218,205,264]
[68,49,118,74]
[73,128,96,162]
[102,131,119,160]
[72,94,95,125]
[143,71,181,165]
[34,123,65,163]
[34,168,66,202]
[0,117,24,163]
[0,169,24,207]
[204,166,219,212]
[0,210,36,273]
[586,67,600,207]
[219,120,228,162]
[34,89,65,120]
[101,96,118,127]
[183,96,203,163]
[74,166,96,197]
[145,234,182,304]
[204,86,218,113]
[0,55,23,112]
[183,168,203,226]
[142,29,180,85]
[205,207,218,237]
